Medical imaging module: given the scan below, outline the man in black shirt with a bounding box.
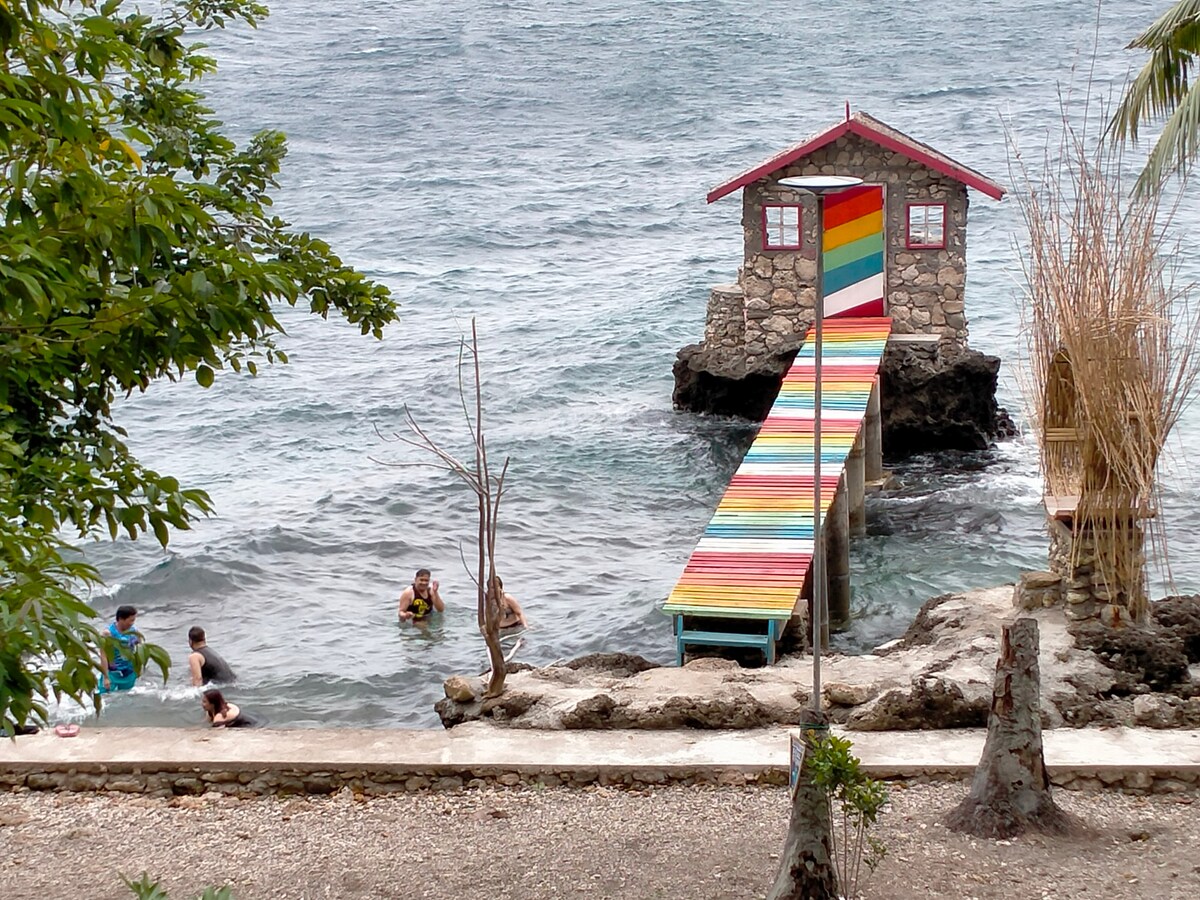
[187,626,237,686]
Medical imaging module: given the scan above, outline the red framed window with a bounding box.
[762,203,802,250]
[906,203,947,249]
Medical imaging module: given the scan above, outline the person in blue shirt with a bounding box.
[98,605,142,694]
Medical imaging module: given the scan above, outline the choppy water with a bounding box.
[70,0,1200,728]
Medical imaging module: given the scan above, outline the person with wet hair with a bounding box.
[201,689,258,728]
[187,626,236,686]
[493,576,527,631]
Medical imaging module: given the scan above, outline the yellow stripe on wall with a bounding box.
[823,209,883,252]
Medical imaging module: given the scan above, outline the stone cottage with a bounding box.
[675,109,1014,455]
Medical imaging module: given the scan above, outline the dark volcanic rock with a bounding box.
[563,653,661,677]
[1071,622,1190,693]
[672,341,1010,457]
[879,344,1003,458]
[434,696,481,729]
[644,691,779,729]
[1153,595,1200,663]
[481,690,539,721]
[846,675,989,731]
[672,343,792,420]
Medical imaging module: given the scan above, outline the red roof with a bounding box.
[707,111,1006,203]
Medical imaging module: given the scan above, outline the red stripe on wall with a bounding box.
[822,185,882,230]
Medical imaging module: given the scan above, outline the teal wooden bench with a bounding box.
[673,616,783,666]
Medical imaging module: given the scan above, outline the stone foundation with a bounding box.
[1013,571,1064,610]
[0,766,788,797]
[1048,519,1147,625]
[704,284,746,350]
[1,764,1194,797]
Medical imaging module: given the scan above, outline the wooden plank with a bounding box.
[1042,493,1158,520]
[663,318,891,625]
[1044,428,1078,442]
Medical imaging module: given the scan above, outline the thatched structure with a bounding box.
[1016,118,1200,625]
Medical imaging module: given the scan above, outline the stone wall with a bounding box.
[0,765,789,797]
[704,132,970,371]
[703,283,745,349]
[1045,519,1147,626]
[1,763,1193,797]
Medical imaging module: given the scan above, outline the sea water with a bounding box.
[70,0,1200,728]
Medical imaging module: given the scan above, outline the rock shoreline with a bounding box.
[437,587,1200,732]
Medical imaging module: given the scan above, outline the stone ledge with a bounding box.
[1,724,1197,796]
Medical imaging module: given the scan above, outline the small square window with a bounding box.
[762,203,802,251]
[906,203,946,249]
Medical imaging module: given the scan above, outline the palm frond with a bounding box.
[1127,0,1200,50]
[1111,1,1200,193]
[1109,45,1195,143]
[1133,71,1200,194]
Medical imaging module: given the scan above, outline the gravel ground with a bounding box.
[2,783,1199,899]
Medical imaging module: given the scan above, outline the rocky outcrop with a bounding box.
[1070,622,1191,694]
[878,342,1011,457]
[846,675,989,731]
[436,656,810,731]
[1153,595,1200,662]
[435,590,1200,732]
[672,342,793,421]
[672,341,1013,457]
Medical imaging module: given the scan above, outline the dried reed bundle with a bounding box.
[1012,109,1200,622]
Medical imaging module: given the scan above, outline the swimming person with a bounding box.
[398,568,445,623]
[97,605,142,694]
[187,626,237,686]
[201,689,258,728]
[494,576,527,630]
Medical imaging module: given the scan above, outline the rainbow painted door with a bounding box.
[822,185,885,318]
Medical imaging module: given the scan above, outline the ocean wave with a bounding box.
[72,0,1200,729]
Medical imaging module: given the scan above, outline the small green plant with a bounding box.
[122,873,234,900]
[123,874,169,900]
[807,733,890,900]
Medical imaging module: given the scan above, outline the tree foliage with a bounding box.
[0,0,396,731]
[1110,0,1200,193]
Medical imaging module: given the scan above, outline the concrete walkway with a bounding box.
[3,723,1199,781]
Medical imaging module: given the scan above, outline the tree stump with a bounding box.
[767,712,839,900]
[944,617,1081,839]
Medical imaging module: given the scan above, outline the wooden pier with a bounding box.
[663,318,890,664]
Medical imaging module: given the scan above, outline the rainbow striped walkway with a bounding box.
[664,317,892,663]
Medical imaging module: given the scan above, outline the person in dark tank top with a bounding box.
[187,626,237,686]
[398,568,446,624]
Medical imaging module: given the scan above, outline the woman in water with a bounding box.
[201,688,258,728]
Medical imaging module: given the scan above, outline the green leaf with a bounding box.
[0,0,396,728]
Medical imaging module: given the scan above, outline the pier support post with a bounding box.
[847,434,866,537]
[864,379,883,483]
[826,478,851,630]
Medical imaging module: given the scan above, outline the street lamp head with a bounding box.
[777,174,864,194]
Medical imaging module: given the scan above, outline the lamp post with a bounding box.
[777,174,863,712]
